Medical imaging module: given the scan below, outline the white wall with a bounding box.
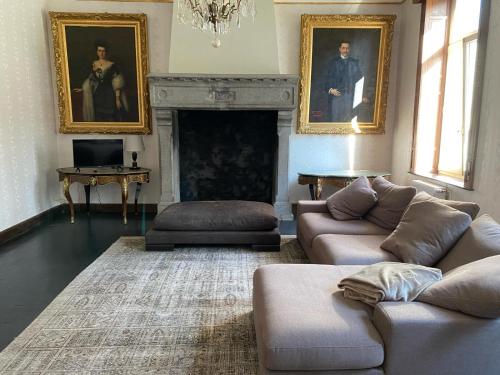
[274,3,402,201]
[169,0,279,74]
[0,0,60,231]
[47,0,172,205]
[391,0,500,221]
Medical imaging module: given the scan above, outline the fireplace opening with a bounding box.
[178,110,278,203]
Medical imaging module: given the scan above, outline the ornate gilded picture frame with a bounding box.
[49,12,151,134]
[298,15,395,135]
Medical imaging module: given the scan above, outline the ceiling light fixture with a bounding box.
[177,0,256,48]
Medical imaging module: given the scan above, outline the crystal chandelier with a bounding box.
[177,0,256,48]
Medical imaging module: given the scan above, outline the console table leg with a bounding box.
[315,178,323,200]
[84,185,91,213]
[308,184,315,200]
[63,177,75,224]
[121,177,128,224]
[135,183,142,215]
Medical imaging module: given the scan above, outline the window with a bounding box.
[411,0,490,189]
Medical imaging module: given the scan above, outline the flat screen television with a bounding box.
[73,139,124,168]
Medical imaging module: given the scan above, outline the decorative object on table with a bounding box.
[49,12,151,134]
[176,0,256,48]
[125,135,145,169]
[297,170,391,200]
[297,14,395,134]
[57,167,151,224]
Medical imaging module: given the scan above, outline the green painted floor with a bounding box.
[0,209,296,350]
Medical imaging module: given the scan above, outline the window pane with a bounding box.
[437,0,480,177]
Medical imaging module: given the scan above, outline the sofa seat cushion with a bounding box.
[152,201,278,231]
[311,234,398,265]
[253,264,384,371]
[298,213,391,252]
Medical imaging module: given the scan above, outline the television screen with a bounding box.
[73,139,124,168]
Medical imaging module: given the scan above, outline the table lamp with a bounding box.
[125,135,145,170]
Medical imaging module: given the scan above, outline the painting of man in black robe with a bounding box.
[308,28,381,123]
[65,26,139,123]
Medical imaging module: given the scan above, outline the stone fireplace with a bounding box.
[148,74,298,220]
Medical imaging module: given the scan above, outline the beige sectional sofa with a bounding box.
[254,198,500,374]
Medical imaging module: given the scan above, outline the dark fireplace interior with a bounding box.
[178,110,278,203]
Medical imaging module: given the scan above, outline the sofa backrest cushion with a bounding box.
[326,176,378,221]
[437,214,500,273]
[410,191,480,219]
[380,201,472,266]
[418,255,500,318]
[365,177,416,230]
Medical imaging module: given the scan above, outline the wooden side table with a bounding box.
[57,167,151,224]
[298,170,391,200]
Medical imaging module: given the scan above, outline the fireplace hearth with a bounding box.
[148,73,298,220]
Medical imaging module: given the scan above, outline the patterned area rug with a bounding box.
[0,236,307,374]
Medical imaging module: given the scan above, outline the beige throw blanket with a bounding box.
[338,262,442,306]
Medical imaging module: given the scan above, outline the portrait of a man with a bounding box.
[298,15,395,134]
[326,41,364,122]
[50,12,151,134]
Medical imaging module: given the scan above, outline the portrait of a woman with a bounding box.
[81,41,129,122]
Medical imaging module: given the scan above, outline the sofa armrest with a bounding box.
[373,302,500,375]
[296,200,329,216]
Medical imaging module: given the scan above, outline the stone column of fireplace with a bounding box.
[149,74,298,220]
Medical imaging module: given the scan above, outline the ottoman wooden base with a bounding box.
[145,201,281,251]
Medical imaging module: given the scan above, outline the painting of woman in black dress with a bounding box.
[81,41,129,122]
[49,12,150,134]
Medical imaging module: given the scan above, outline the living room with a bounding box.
[0,0,499,373]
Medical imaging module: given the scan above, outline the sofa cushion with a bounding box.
[152,201,278,231]
[311,234,398,265]
[298,213,391,253]
[253,264,384,371]
[418,255,500,318]
[326,177,378,220]
[381,201,471,266]
[410,191,480,219]
[437,214,500,273]
[365,177,416,230]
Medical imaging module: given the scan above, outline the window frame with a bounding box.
[410,0,491,190]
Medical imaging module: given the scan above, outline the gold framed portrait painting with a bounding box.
[50,12,151,134]
[298,15,396,135]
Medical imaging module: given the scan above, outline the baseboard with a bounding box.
[0,204,65,246]
[0,203,158,246]
[72,203,158,214]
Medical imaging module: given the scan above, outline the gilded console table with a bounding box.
[298,170,391,200]
[57,167,151,224]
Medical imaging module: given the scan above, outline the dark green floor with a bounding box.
[0,209,296,351]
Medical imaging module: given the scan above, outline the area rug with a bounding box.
[0,236,307,374]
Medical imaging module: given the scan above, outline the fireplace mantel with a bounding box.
[148,73,299,220]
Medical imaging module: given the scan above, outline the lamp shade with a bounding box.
[125,135,145,153]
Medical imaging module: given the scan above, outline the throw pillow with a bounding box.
[365,177,416,230]
[326,176,378,220]
[410,191,480,219]
[380,201,472,266]
[338,262,442,306]
[418,255,500,318]
[437,214,500,273]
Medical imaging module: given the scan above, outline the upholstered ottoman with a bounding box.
[145,201,280,251]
